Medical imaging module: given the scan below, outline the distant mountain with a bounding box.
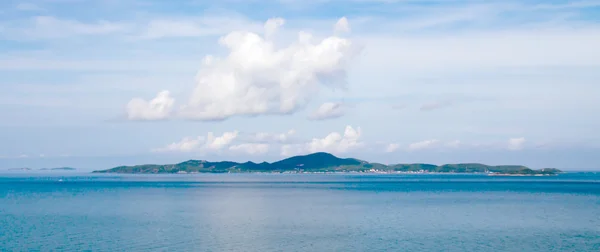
[93,152,561,175]
[272,152,365,170]
[39,167,77,171]
[6,167,77,171]
[94,153,373,174]
[7,167,32,171]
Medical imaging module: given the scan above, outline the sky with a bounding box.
[1,0,599,170]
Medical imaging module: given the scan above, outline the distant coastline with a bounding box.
[93,152,562,176]
[487,173,557,177]
[6,167,77,171]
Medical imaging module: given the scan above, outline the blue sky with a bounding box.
[1,0,599,170]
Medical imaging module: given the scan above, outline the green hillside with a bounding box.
[93,152,561,175]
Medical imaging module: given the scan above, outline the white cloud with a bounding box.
[281,144,303,156]
[446,140,461,148]
[155,129,301,154]
[508,137,526,150]
[334,17,351,34]
[171,17,359,121]
[264,17,285,39]
[205,131,239,150]
[309,126,362,153]
[229,143,270,155]
[308,102,345,120]
[408,139,439,151]
[281,125,363,155]
[126,90,175,120]
[385,143,400,153]
[153,136,204,152]
[154,131,239,153]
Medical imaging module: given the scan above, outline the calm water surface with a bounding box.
[1,173,599,251]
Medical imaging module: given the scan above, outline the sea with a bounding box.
[1,172,599,251]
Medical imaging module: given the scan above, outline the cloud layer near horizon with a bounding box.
[153,125,531,158]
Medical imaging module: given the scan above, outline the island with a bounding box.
[7,168,32,171]
[6,167,77,171]
[93,152,561,175]
[39,167,77,171]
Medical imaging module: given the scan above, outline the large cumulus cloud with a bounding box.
[127,17,359,121]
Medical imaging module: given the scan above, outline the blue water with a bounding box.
[1,173,599,251]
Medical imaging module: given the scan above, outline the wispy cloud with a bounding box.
[248,130,296,144]
[384,138,532,152]
[408,139,439,151]
[419,101,454,111]
[153,131,240,153]
[0,16,130,40]
[136,15,262,39]
[309,102,345,121]
[229,143,270,155]
[16,3,44,11]
[531,1,600,10]
[508,137,526,151]
[446,140,461,148]
[385,143,400,153]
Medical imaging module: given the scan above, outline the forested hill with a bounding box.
[93,152,560,175]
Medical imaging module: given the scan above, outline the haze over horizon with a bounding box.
[1,0,599,170]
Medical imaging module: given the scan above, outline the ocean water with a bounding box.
[1,173,599,251]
